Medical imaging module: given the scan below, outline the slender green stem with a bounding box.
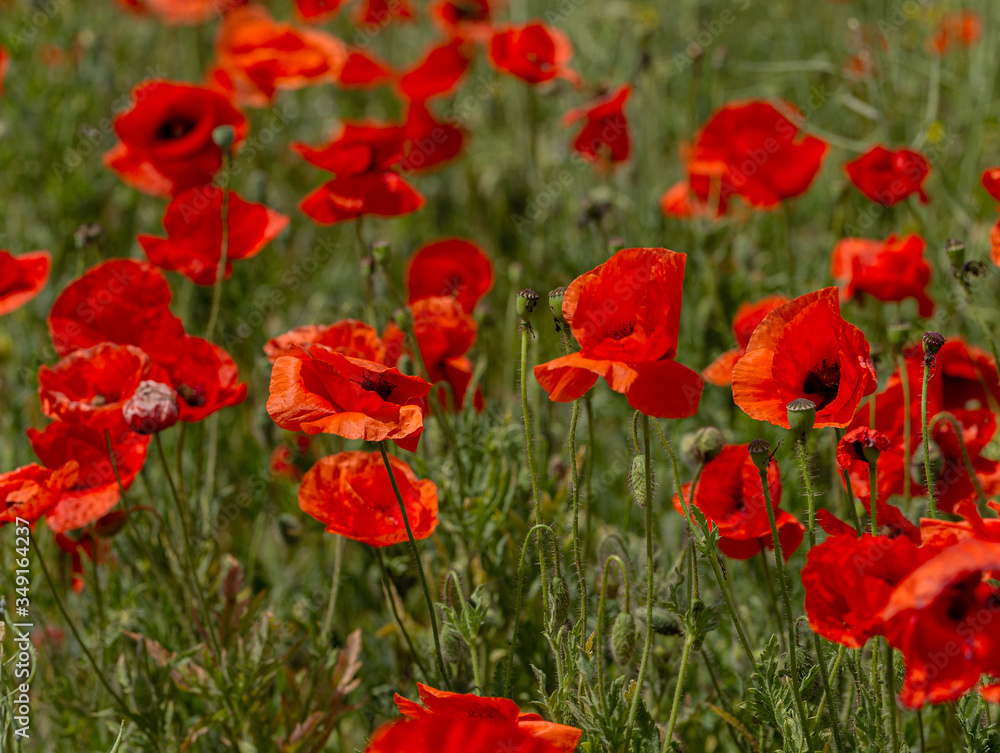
[916,707,926,753]
[378,442,452,690]
[884,638,899,751]
[320,536,345,648]
[204,160,230,343]
[794,439,818,548]
[758,550,782,648]
[562,326,588,647]
[810,631,845,752]
[505,524,556,698]
[623,414,655,746]
[375,547,429,681]
[584,396,596,558]
[921,358,938,518]
[520,323,550,613]
[899,353,912,506]
[869,461,879,536]
[758,465,816,753]
[595,555,629,714]
[661,634,696,753]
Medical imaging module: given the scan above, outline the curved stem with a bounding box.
[377,441,452,690]
[321,536,345,648]
[931,411,988,503]
[567,393,587,648]
[595,554,629,714]
[661,634,695,753]
[505,523,557,698]
[375,547,430,681]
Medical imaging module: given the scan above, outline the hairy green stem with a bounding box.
[921,357,938,518]
[520,323,550,614]
[505,524,557,698]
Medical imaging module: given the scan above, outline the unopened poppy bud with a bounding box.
[690,426,725,463]
[392,307,412,330]
[610,611,636,666]
[911,440,943,489]
[370,239,390,266]
[212,124,235,152]
[440,624,464,664]
[629,454,648,507]
[517,288,539,322]
[123,381,179,435]
[651,609,681,636]
[945,238,965,270]
[747,439,771,472]
[786,398,817,438]
[862,444,881,464]
[550,576,570,625]
[548,287,567,328]
[922,332,945,364]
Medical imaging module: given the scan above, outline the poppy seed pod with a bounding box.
[922,332,946,363]
[610,611,636,665]
[690,426,725,464]
[548,287,567,328]
[629,454,647,507]
[212,124,236,152]
[550,576,570,625]
[786,398,817,437]
[123,381,180,435]
[370,239,390,266]
[516,288,539,322]
[747,438,771,473]
[440,624,465,664]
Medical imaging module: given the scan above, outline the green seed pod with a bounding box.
[548,287,567,329]
[212,124,235,152]
[611,611,637,666]
[747,439,771,473]
[550,576,570,625]
[691,426,725,463]
[629,454,647,508]
[370,239,390,266]
[945,238,965,271]
[440,625,464,664]
[517,288,540,322]
[922,332,945,363]
[786,398,817,438]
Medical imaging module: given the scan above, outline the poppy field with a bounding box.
[2,0,1000,750]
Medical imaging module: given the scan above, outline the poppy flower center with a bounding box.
[611,320,635,340]
[157,116,198,141]
[358,373,395,400]
[177,383,206,407]
[802,359,841,409]
[453,1,485,20]
[91,394,107,407]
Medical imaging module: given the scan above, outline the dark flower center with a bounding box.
[177,383,206,407]
[802,359,841,409]
[358,373,395,400]
[91,394,107,407]
[453,1,486,20]
[157,116,197,141]
[611,320,635,340]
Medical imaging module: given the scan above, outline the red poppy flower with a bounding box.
[927,10,982,55]
[139,186,288,285]
[0,462,79,526]
[38,343,151,427]
[124,0,246,25]
[153,335,247,423]
[0,250,51,316]
[355,0,414,26]
[394,683,582,752]
[672,444,804,561]
[991,214,1000,268]
[267,345,430,451]
[534,247,704,418]
[488,22,579,85]
[409,296,481,412]
[0,46,8,94]
[732,287,877,429]
[104,80,247,197]
[844,145,930,205]
[880,539,1000,707]
[264,320,398,364]
[298,451,437,546]
[400,101,465,172]
[366,715,565,753]
[340,48,394,88]
[562,85,631,167]
[831,234,934,317]
[430,0,496,41]
[54,530,112,593]
[27,419,150,533]
[982,166,1000,202]
[294,123,424,225]
[684,100,828,214]
[295,0,348,22]
[803,529,921,649]
[48,259,186,361]
[405,237,493,312]
[213,6,346,105]
[269,445,302,481]
[702,295,788,387]
[919,407,1000,518]
[658,180,717,220]
[397,38,470,102]
[937,339,1000,413]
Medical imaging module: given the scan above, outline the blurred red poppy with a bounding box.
[937,339,1000,414]
[394,683,582,752]
[844,145,930,205]
[488,22,578,85]
[340,48,394,88]
[269,445,302,481]
[0,462,79,526]
[702,295,788,387]
[803,528,921,649]
[430,0,496,41]
[355,0,414,26]
[298,451,437,546]
[397,38,470,102]
[264,320,398,364]
[366,715,565,753]
[534,248,704,417]
[213,6,346,105]
[123,0,246,25]
[880,539,1000,707]
[659,180,714,219]
[104,80,247,197]
[732,288,877,429]
[28,419,150,533]
[672,444,803,561]
[831,234,934,317]
[405,237,493,312]
[981,166,1000,202]
[562,85,631,167]
[294,123,424,224]
[400,101,465,172]
[38,343,151,427]
[0,46,8,94]
[295,0,349,22]
[927,10,982,55]
[267,345,430,451]
[139,186,288,285]
[684,100,828,214]
[48,259,185,360]
[410,296,482,412]
[0,250,51,316]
